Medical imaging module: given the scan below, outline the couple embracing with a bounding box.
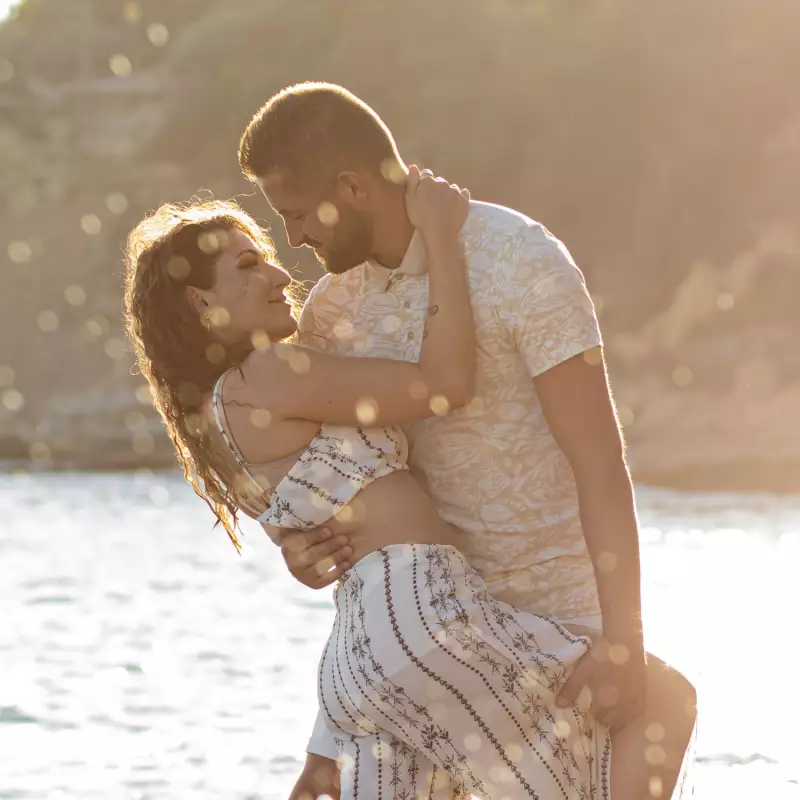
[124,82,696,799]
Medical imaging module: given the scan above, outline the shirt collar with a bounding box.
[365,230,428,292]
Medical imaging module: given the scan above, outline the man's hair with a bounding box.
[238,82,401,184]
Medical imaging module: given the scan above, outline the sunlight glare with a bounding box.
[0,0,21,23]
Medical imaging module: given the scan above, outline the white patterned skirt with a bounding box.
[319,544,611,799]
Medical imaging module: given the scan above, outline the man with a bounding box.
[238,83,696,799]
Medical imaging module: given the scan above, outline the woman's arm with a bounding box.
[240,168,475,426]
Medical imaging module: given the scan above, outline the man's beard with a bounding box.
[315,206,373,275]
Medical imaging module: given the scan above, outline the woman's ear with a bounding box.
[185,286,211,315]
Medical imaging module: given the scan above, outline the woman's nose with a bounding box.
[267,263,291,289]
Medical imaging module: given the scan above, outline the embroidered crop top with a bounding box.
[210,371,409,536]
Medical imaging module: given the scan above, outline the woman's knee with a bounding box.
[645,654,697,732]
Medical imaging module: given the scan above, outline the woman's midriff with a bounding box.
[323,471,459,565]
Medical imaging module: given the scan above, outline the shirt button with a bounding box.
[407,331,415,340]
[403,300,411,309]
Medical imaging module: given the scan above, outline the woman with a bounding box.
[123,170,611,799]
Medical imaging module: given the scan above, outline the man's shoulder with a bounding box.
[305,265,365,305]
[305,271,333,304]
[309,269,353,294]
[466,200,540,239]
[298,265,366,339]
[465,202,567,271]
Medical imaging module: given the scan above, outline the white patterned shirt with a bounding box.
[298,201,603,620]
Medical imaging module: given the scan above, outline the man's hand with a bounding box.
[556,632,646,731]
[280,527,353,590]
[289,753,341,800]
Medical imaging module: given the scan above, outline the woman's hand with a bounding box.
[405,165,470,248]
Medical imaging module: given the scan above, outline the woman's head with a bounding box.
[123,199,300,545]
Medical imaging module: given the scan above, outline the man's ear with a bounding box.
[335,170,369,204]
[185,286,210,314]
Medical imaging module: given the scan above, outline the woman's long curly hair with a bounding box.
[123,199,301,550]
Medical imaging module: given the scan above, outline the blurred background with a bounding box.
[1,1,799,798]
[1,0,800,488]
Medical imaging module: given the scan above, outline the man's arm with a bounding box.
[494,222,645,728]
[537,350,646,729]
[534,348,643,648]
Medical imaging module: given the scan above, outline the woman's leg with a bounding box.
[564,625,698,799]
[321,545,611,799]
[317,577,468,799]
[610,656,697,799]
[336,729,467,800]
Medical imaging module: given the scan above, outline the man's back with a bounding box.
[299,201,603,619]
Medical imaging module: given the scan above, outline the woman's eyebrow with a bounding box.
[236,248,260,258]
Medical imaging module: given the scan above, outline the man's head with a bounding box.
[238,82,407,274]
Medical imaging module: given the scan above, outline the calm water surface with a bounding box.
[1,472,799,798]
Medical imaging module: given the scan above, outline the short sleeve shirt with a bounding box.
[297,201,602,619]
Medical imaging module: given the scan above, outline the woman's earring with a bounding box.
[201,312,211,329]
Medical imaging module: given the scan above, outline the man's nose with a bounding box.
[284,220,306,249]
[287,231,306,249]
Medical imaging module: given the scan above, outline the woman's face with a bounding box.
[192,226,297,346]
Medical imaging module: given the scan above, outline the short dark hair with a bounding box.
[238,82,401,184]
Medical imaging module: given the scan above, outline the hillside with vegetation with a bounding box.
[1,0,799,490]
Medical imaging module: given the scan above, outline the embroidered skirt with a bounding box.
[319,544,611,799]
